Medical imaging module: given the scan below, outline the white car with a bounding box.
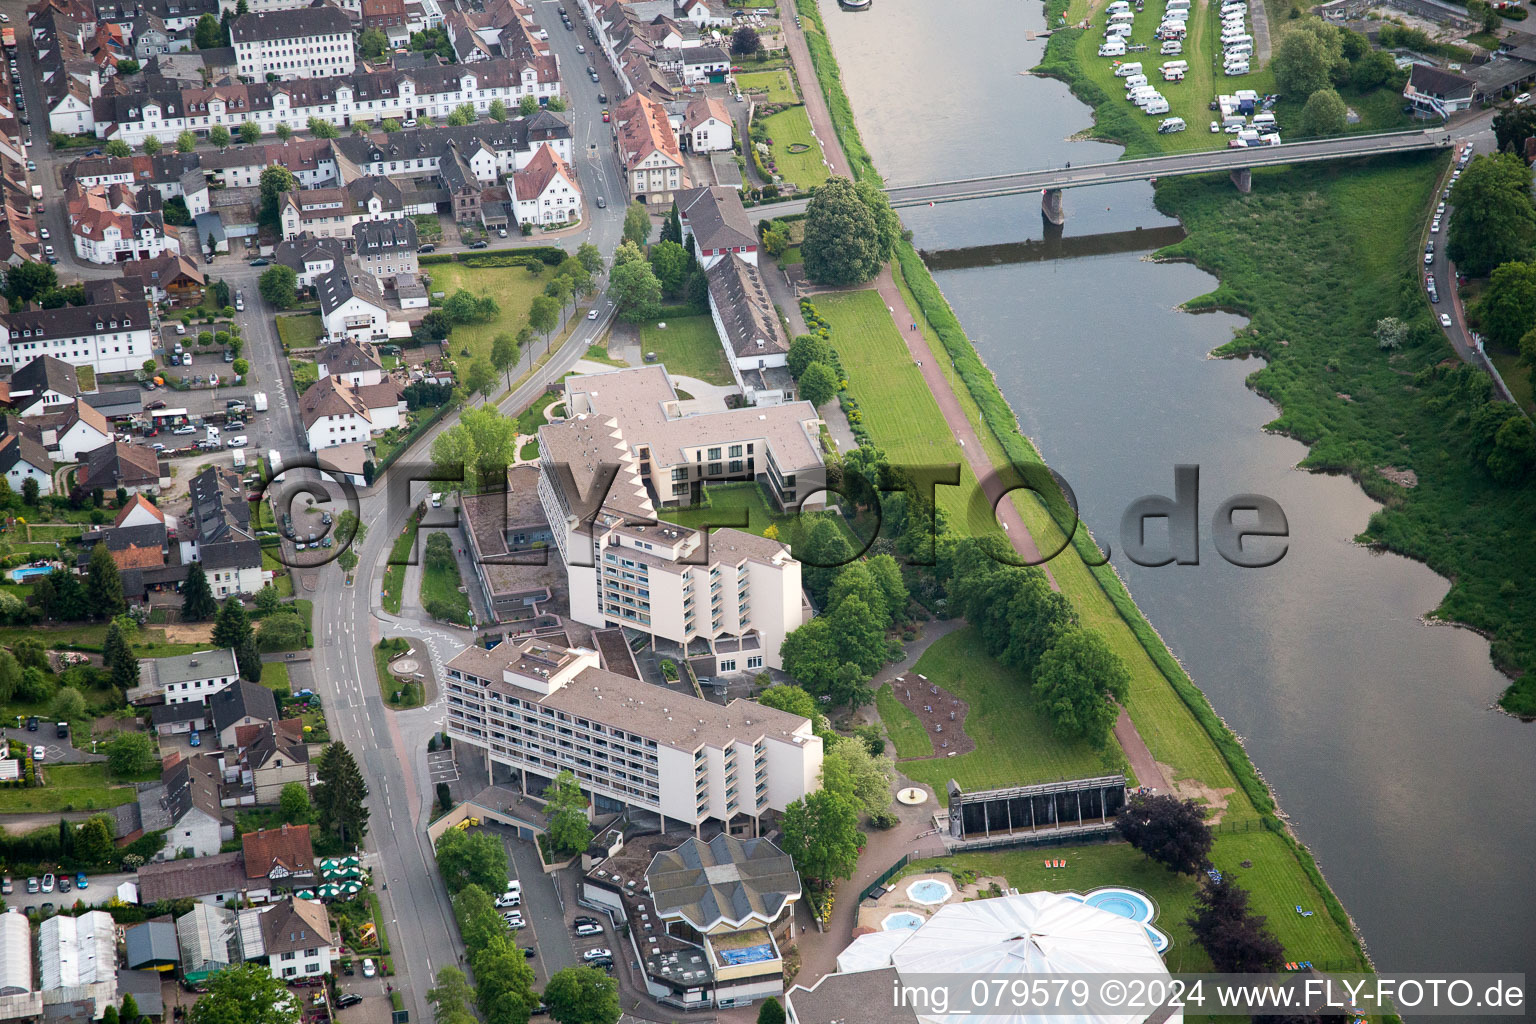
[575,922,602,937]
[362,959,377,978]
[1518,93,1531,104]
[402,118,418,127]
[176,323,186,334]
[1431,219,1441,233]
[496,892,522,908]
[39,227,49,239]
[582,948,612,961]
[32,746,45,761]
[587,308,599,319]
[1440,313,1453,327]
[227,435,248,448]
[172,424,198,435]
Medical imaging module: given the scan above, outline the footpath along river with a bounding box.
[814,0,1536,978]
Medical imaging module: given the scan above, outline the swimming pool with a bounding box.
[8,566,51,582]
[882,912,925,931]
[906,878,954,905]
[1067,888,1170,953]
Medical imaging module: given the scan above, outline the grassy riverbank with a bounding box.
[795,0,1374,970]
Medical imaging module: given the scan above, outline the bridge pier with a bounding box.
[1041,188,1065,226]
[1230,167,1252,194]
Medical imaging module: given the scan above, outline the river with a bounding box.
[814,0,1536,978]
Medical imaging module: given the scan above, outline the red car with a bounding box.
[602,110,610,122]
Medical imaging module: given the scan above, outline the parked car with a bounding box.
[26,716,38,731]
[25,878,38,894]
[40,874,54,893]
[33,746,46,761]
[58,876,71,893]
[227,435,248,448]
[336,994,363,1009]
[583,948,612,962]
[0,878,10,896]
[1440,313,1452,327]
[249,258,270,266]
[362,959,377,978]
[189,730,201,747]
[575,923,602,937]
[469,239,489,249]
[38,227,48,240]
[56,722,67,738]
[172,425,197,435]
[496,892,521,908]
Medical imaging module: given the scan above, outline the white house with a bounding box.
[316,338,384,387]
[706,254,794,406]
[278,178,404,243]
[679,95,733,153]
[0,300,157,375]
[3,355,81,417]
[137,648,240,705]
[231,8,355,81]
[144,756,231,860]
[298,375,404,451]
[0,428,55,498]
[677,185,756,269]
[181,466,267,598]
[41,402,114,463]
[316,267,390,342]
[512,143,582,226]
[258,899,335,981]
[615,92,687,205]
[678,0,734,28]
[275,235,347,289]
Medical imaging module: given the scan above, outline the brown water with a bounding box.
[816,0,1536,978]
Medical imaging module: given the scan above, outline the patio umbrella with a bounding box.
[296,890,316,899]
[343,882,362,895]
[342,856,361,868]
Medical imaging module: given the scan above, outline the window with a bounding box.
[747,656,763,669]
[720,659,736,672]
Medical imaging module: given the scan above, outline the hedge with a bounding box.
[417,247,567,268]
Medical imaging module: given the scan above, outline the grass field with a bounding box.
[638,316,733,385]
[874,683,932,757]
[659,483,788,538]
[915,829,1362,971]
[420,534,472,626]
[885,630,1126,790]
[0,763,137,813]
[737,70,799,103]
[422,263,552,369]
[1488,346,1535,416]
[516,391,563,435]
[275,314,324,350]
[260,661,291,693]
[760,107,829,191]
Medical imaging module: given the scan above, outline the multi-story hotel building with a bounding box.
[443,638,823,831]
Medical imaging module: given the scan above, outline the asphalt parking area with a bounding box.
[427,750,459,783]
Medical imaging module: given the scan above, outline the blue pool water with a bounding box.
[906,879,954,905]
[8,566,51,582]
[1067,888,1170,953]
[717,943,774,965]
[883,912,925,931]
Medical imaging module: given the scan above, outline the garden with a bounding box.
[420,262,552,367]
[637,315,734,386]
[419,531,473,626]
[753,107,828,192]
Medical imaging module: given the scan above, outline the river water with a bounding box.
[815,0,1536,978]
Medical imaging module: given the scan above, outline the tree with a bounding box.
[181,562,218,620]
[141,135,162,155]
[797,361,838,407]
[489,98,508,121]
[313,742,370,847]
[434,826,509,893]
[648,240,689,295]
[257,264,298,308]
[1272,22,1341,100]
[471,933,537,1024]
[544,769,592,856]
[527,294,562,346]
[429,966,478,1024]
[104,139,132,158]
[259,165,299,224]
[208,125,231,149]
[431,405,521,486]
[239,121,262,144]
[1187,877,1285,973]
[612,239,645,267]
[1493,102,1536,154]
[1115,792,1213,875]
[1449,152,1536,276]
[1475,260,1536,348]
[6,262,59,303]
[757,999,786,1024]
[792,514,854,605]
[1299,88,1346,137]
[1374,316,1409,351]
[821,737,893,815]
[117,58,141,75]
[544,966,620,1024]
[465,358,497,404]
[622,201,652,247]
[452,885,505,953]
[610,258,664,323]
[307,117,339,139]
[491,332,521,388]
[803,176,882,286]
[1350,48,1397,90]
[176,130,197,153]
[662,202,683,244]
[0,651,20,703]
[381,118,402,133]
[188,963,299,1024]
[780,788,862,881]
[39,567,86,620]
[212,596,253,651]
[731,24,762,56]
[787,334,832,379]
[447,102,477,126]
[577,242,604,277]
[519,94,539,117]
[275,123,292,141]
[1032,628,1130,747]
[86,542,127,618]
[104,620,139,692]
[75,816,115,865]
[421,310,452,340]
[358,27,388,60]
[278,781,311,823]
[335,510,367,549]
[104,731,158,778]
[1469,0,1502,31]
[50,688,88,731]
[856,179,900,261]
[256,612,305,654]
[193,12,224,49]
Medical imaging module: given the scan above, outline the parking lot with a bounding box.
[0,724,103,763]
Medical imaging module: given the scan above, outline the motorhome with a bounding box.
[1161,59,1188,72]
[1105,22,1133,35]
[1163,67,1185,81]
[1225,42,1253,58]
[1107,1,1131,10]
[1100,39,1128,55]
[1158,116,1187,133]
[1115,61,1143,76]
[1222,30,1252,43]
[1163,7,1188,18]
[1143,96,1171,115]
[1160,39,1183,53]
[1123,74,1150,90]
[1224,61,1250,75]
[1128,85,1159,103]
[1109,10,1136,23]
[1252,111,1278,128]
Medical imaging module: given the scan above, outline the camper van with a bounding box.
[1162,67,1185,81]
[1099,39,1128,55]
[1161,59,1188,73]
[1165,0,1189,9]
[1143,96,1171,115]
[1158,116,1187,133]
[1108,10,1135,23]
[1162,7,1188,18]
[1128,85,1159,103]
[1224,61,1250,75]
[1106,1,1131,10]
[1157,22,1186,36]
[1221,2,1247,12]
[1252,111,1278,128]
[1123,74,1149,90]
[1160,39,1183,53]
[1225,43,1253,58]
[1222,29,1251,43]
[1105,22,1133,36]
[1114,61,1143,76]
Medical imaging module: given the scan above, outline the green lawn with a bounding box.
[374,637,425,708]
[275,314,324,351]
[659,482,789,538]
[760,107,828,191]
[422,263,553,369]
[916,829,1364,971]
[874,683,931,757]
[737,70,799,103]
[260,660,290,693]
[419,534,472,626]
[518,440,539,461]
[515,391,562,435]
[381,515,421,615]
[638,316,733,386]
[25,524,84,542]
[887,630,1126,792]
[0,763,137,813]
[289,358,317,394]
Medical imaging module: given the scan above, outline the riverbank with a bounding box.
[792,0,1374,971]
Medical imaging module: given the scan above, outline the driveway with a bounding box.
[0,726,106,763]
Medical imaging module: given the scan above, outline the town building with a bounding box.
[241,823,318,901]
[226,719,310,803]
[276,234,348,289]
[138,851,250,905]
[675,95,733,153]
[39,912,118,1020]
[456,465,560,625]
[677,185,755,268]
[146,755,233,860]
[231,7,356,81]
[316,266,392,342]
[705,254,794,406]
[137,648,240,705]
[31,400,114,463]
[77,495,187,602]
[298,373,404,450]
[614,91,687,205]
[0,299,157,375]
[123,921,181,973]
[279,177,405,242]
[68,183,181,265]
[316,338,385,386]
[443,635,822,830]
[0,427,55,498]
[512,143,582,226]
[330,114,573,180]
[209,681,281,748]
[77,440,169,496]
[352,218,419,286]
[180,465,265,597]
[3,355,81,416]
[1404,64,1476,118]
[258,898,335,980]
